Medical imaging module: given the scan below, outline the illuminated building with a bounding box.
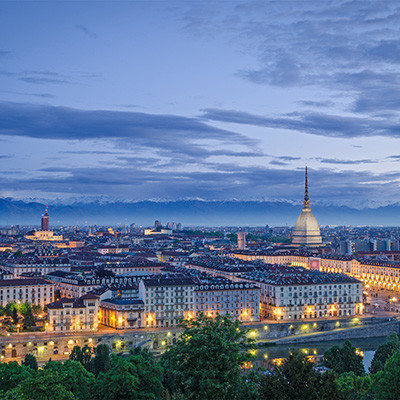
[46,293,99,332]
[292,167,322,246]
[240,265,363,320]
[0,278,54,308]
[194,281,260,322]
[2,258,71,278]
[25,210,63,242]
[99,285,144,329]
[139,277,195,328]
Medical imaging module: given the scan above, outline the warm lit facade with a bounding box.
[194,281,260,322]
[139,277,195,328]
[46,294,99,332]
[0,278,54,308]
[25,230,63,241]
[240,265,363,321]
[99,286,145,329]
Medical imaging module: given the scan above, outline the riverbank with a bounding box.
[264,319,400,345]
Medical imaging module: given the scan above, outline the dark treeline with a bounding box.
[1,314,400,399]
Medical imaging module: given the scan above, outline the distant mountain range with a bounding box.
[1,198,400,227]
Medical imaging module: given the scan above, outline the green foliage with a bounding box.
[12,250,23,258]
[227,233,237,243]
[4,369,75,400]
[0,305,5,316]
[22,354,38,371]
[0,361,36,395]
[370,333,400,374]
[69,345,92,368]
[32,304,42,315]
[19,302,31,316]
[5,302,18,317]
[323,340,364,376]
[161,313,256,400]
[88,343,111,377]
[96,355,140,400]
[55,289,61,301]
[259,351,340,400]
[44,360,96,400]
[373,349,400,400]
[11,307,18,325]
[127,347,165,399]
[337,372,374,400]
[23,307,35,329]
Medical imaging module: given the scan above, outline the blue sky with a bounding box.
[1,1,400,207]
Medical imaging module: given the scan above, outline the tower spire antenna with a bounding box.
[303,165,310,208]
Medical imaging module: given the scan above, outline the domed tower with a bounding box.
[292,167,322,246]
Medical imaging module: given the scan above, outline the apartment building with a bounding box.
[46,293,99,332]
[240,265,363,321]
[0,278,54,308]
[139,277,195,328]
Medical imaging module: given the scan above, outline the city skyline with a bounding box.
[1,2,400,207]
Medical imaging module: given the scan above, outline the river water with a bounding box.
[254,336,386,372]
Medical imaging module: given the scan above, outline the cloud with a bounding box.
[316,158,378,165]
[202,108,400,139]
[19,77,70,85]
[75,24,97,38]
[2,164,400,207]
[0,51,11,58]
[0,102,258,161]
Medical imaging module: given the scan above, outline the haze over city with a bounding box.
[1,1,400,216]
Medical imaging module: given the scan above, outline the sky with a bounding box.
[1,1,400,207]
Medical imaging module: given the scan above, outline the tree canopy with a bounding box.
[259,351,340,400]
[323,340,364,376]
[161,313,256,400]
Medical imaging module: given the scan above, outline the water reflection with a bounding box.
[251,336,385,371]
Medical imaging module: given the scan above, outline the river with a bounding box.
[253,336,387,372]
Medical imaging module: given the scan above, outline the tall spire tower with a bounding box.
[292,167,322,246]
[303,165,310,208]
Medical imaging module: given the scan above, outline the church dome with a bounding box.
[292,208,322,245]
[292,167,322,246]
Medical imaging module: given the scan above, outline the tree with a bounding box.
[44,360,96,400]
[323,340,364,376]
[96,355,140,400]
[88,344,111,377]
[54,289,61,301]
[4,369,75,400]
[22,354,38,371]
[23,307,35,329]
[19,302,30,316]
[370,333,400,374]
[337,372,374,400]
[161,313,256,400]
[373,349,400,400]
[5,302,17,317]
[12,251,23,258]
[259,351,340,400]
[128,347,165,399]
[69,345,92,369]
[0,305,5,316]
[0,361,35,395]
[32,304,42,316]
[11,307,18,325]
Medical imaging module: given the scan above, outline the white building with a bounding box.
[0,278,54,308]
[46,293,99,332]
[139,277,195,328]
[241,265,363,321]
